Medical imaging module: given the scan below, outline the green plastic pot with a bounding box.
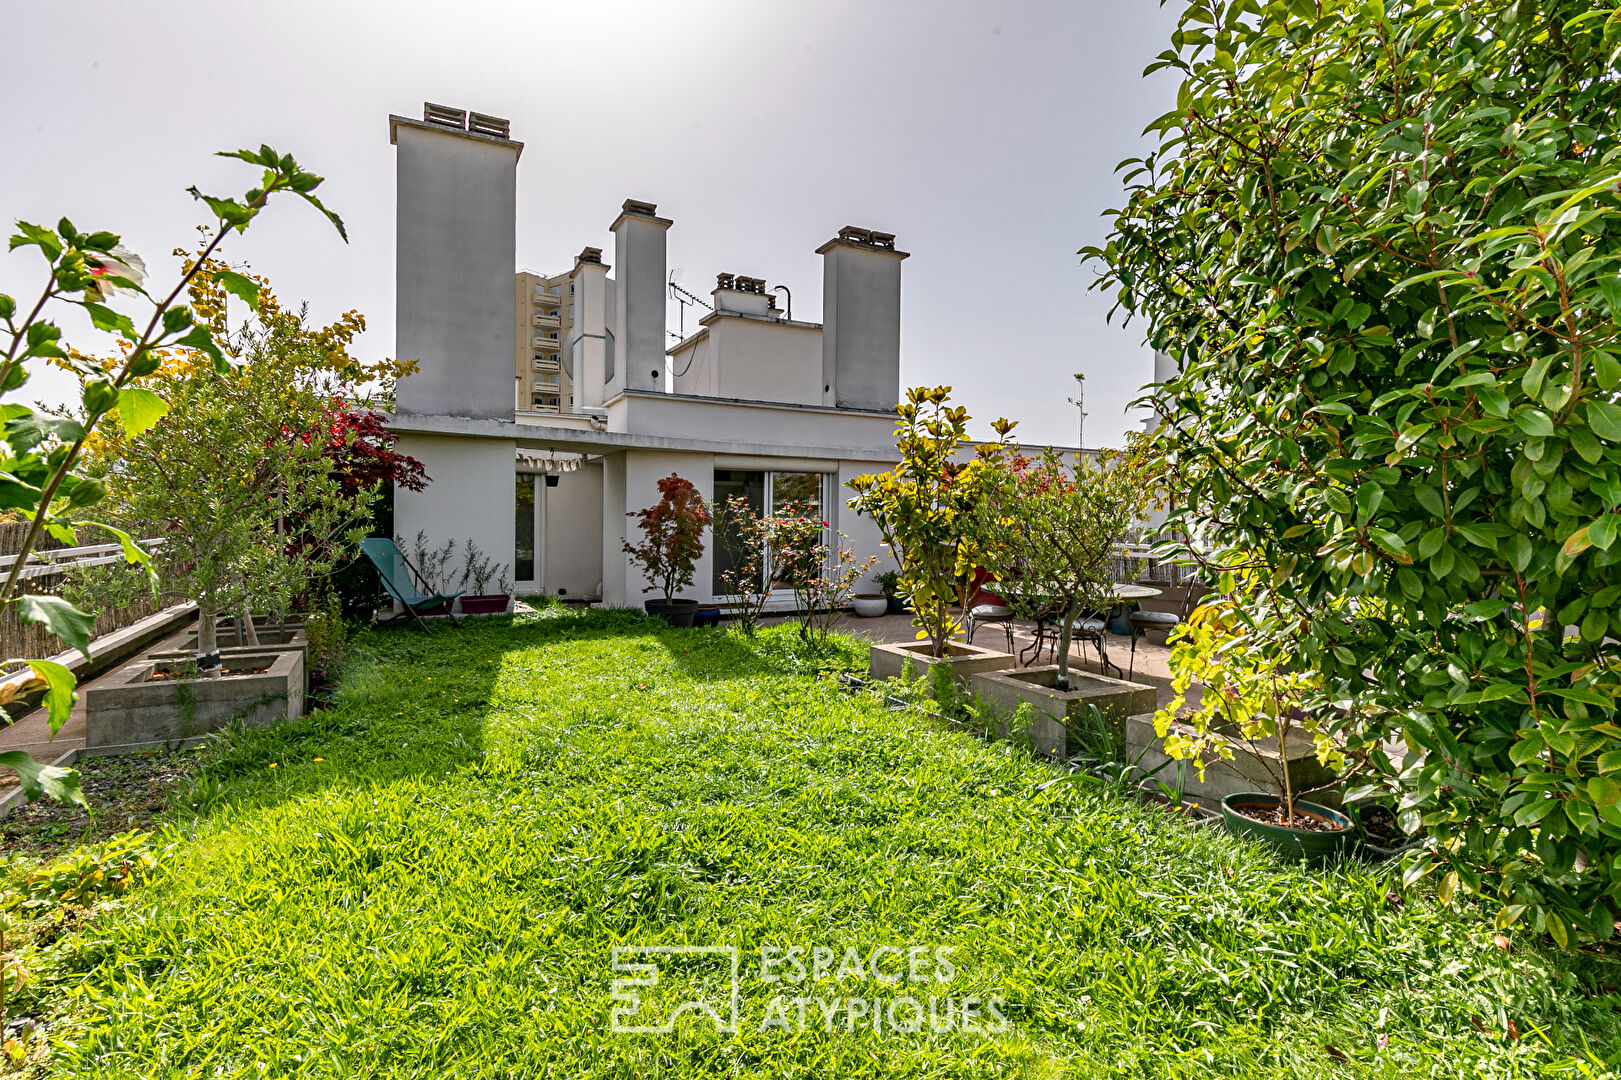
[1219,792,1354,862]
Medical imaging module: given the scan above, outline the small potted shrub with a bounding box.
[624,473,711,627]
[1156,585,1355,862]
[457,539,512,615]
[874,570,904,615]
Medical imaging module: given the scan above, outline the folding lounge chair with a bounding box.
[359,538,463,631]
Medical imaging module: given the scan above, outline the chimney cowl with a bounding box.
[816,225,909,258]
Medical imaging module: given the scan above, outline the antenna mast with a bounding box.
[1067,372,1088,450]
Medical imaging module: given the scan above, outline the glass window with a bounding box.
[712,469,765,595]
[711,470,828,595]
[514,475,536,583]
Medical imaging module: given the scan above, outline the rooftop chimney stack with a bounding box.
[569,246,611,410]
[609,199,672,396]
[712,273,775,317]
[817,226,907,412]
[390,103,523,419]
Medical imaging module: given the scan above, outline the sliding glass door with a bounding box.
[712,469,827,596]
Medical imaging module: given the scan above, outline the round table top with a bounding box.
[1113,583,1163,601]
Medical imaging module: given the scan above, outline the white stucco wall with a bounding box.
[834,458,898,592]
[393,434,518,599]
[393,121,519,420]
[605,392,898,459]
[542,461,604,598]
[678,317,822,406]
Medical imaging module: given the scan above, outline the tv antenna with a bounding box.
[1067,372,1088,450]
[667,268,711,342]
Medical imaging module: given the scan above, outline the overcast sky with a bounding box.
[3,0,1181,448]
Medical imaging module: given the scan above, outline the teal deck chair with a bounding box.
[359,538,463,631]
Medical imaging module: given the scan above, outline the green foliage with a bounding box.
[622,473,712,601]
[5,831,155,910]
[16,612,1621,1075]
[1084,0,1621,942]
[847,387,1015,657]
[1156,584,1344,822]
[0,144,344,797]
[711,494,771,634]
[976,443,1158,687]
[304,591,348,686]
[88,271,374,665]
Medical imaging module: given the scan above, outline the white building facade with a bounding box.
[387,103,907,609]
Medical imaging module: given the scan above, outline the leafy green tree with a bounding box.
[0,147,343,802]
[976,445,1157,690]
[847,387,1014,657]
[89,266,377,670]
[1086,0,1621,943]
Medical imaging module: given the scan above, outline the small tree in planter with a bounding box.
[768,509,878,644]
[91,265,382,673]
[1154,584,1353,857]
[711,494,771,635]
[976,443,1158,691]
[847,387,1015,658]
[623,473,711,624]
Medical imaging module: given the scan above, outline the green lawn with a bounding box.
[24,609,1621,1077]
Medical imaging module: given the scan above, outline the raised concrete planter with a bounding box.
[151,625,308,680]
[970,665,1157,759]
[84,649,304,752]
[868,640,1014,687]
[1125,712,1341,807]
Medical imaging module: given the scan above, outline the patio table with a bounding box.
[1015,583,1164,676]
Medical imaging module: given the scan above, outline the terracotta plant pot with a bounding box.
[645,598,699,627]
[851,594,888,618]
[1220,792,1354,863]
[460,595,510,615]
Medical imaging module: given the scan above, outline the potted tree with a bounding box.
[624,473,711,627]
[847,387,1018,685]
[1154,584,1355,862]
[968,442,1160,752]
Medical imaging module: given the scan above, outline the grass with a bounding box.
[8,607,1621,1077]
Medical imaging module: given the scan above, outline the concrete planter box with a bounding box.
[150,625,309,692]
[970,665,1157,759]
[868,640,1014,687]
[84,649,305,752]
[1125,712,1341,807]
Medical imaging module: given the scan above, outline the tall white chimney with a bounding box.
[609,199,672,397]
[390,104,523,419]
[817,226,907,412]
[569,246,610,410]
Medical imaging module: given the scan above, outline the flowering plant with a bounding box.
[768,510,878,643]
[711,494,771,634]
